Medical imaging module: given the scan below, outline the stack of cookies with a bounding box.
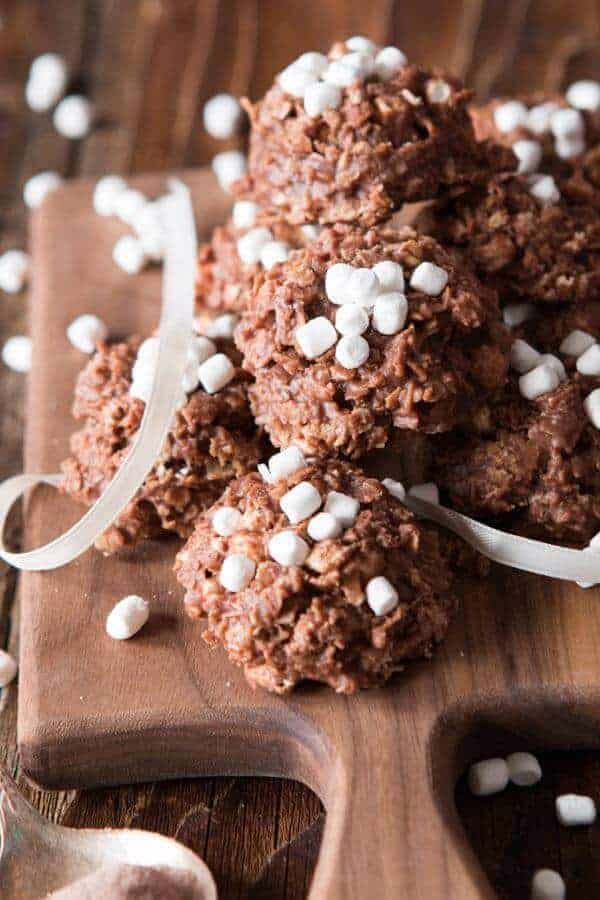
[60,39,600,693]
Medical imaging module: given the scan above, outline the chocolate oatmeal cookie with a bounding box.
[235,223,509,459]
[175,456,456,693]
[61,336,264,553]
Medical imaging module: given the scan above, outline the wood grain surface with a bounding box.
[1,3,599,898]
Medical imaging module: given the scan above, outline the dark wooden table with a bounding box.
[1,2,599,897]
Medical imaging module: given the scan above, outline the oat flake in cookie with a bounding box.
[60,335,264,553]
[235,223,509,459]
[234,39,514,227]
[175,458,456,694]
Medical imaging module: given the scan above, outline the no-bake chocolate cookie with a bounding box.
[235,223,509,459]
[235,39,514,227]
[175,455,456,693]
[61,335,264,553]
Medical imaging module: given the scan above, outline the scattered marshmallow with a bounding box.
[372,293,408,335]
[584,388,600,428]
[106,595,149,640]
[335,304,369,337]
[527,101,559,135]
[219,553,255,592]
[259,240,290,270]
[555,793,596,827]
[0,649,17,687]
[503,302,536,328]
[324,491,360,527]
[493,100,528,133]
[323,59,359,89]
[372,260,404,293]
[382,478,406,502]
[132,201,165,262]
[519,364,560,400]
[198,352,235,394]
[212,506,242,538]
[268,445,305,481]
[374,46,407,81]
[295,52,329,78]
[335,334,370,369]
[280,481,322,524]
[576,343,600,376]
[212,150,246,192]
[366,576,399,616]
[513,139,543,174]
[300,224,321,241]
[410,261,448,296]
[531,869,566,900]
[187,335,216,367]
[232,200,258,230]
[348,267,380,307]
[346,36,377,54]
[112,235,147,274]
[23,171,63,209]
[555,134,586,160]
[67,314,108,353]
[181,363,200,394]
[205,313,238,340]
[550,106,585,139]
[559,329,596,357]
[426,79,452,103]
[0,250,29,293]
[307,512,342,541]
[538,353,566,382]
[279,62,318,98]
[325,262,354,305]
[467,758,509,796]
[130,372,154,404]
[304,81,342,117]
[408,482,439,504]
[114,188,147,226]
[203,93,244,139]
[506,752,542,786]
[510,339,541,374]
[528,174,561,207]
[295,316,337,359]
[53,94,92,139]
[2,335,32,373]
[343,51,375,80]
[566,79,600,112]
[268,530,310,567]
[237,226,273,265]
[93,175,127,216]
[25,53,68,111]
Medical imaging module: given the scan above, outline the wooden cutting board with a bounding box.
[17,169,600,899]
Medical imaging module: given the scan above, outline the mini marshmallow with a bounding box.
[343,51,376,80]
[137,336,159,363]
[335,334,370,369]
[307,512,342,541]
[212,506,242,537]
[205,313,238,339]
[410,261,448,296]
[531,869,566,900]
[519,364,560,400]
[130,373,154,404]
[114,188,147,226]
[374,46,407,81]
[296,316,337,360]
[382,478,406,502]
[576,343,600,376]
[560,329,596,356]
[188,335,217,365]
[555,134,586,160]
[295,52,329,77]
[550,106,585,139]
[527,101,559,135]
[324,491,360,527]
[106,595,149,640]
[2,335,32,373]
[566,79,600,112]
[493,100,528,133]
[506,751,542,786]
[335,304,370,336]
[237,226,273,265]
[513,139,543,174]
[203,93,244,139]
[348,267,380,306]
[408,482,439,505]
[219,554,256,592]
[132,201,165,262]
[26,53,68,111]
[23,171,63,209]
[268,445,305,481]
[503,302,536,328]
[366,576,399,616]
[323,60,360,88]
[0,649,17,687]
[510,339,541,374]
[528,174,561,207]
[372,293,408,335]
[67,314,108,353]
[112,235,147,274]
[426,79,452,103]
[556,793,596,826]
[300,224,321,241]
[584,388,600,428]
[212,150,247,192]
[467,758,509,796]
[304,81,342,117]
[325,263,355,304]
[259,240,290,270]
[53,94,92,139]
[181,364,200,394]
[198,352,235,394]
[0,250,29,293]
[232,200,258,230]
[346,35,378,54]
[268,530,310,567]
[93,175,127,216]
[372,260,404,293]
[278,62,318,98]
[280,481,322,524]
[538,354,566,381]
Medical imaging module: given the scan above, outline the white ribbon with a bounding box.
[0,179,197,571]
